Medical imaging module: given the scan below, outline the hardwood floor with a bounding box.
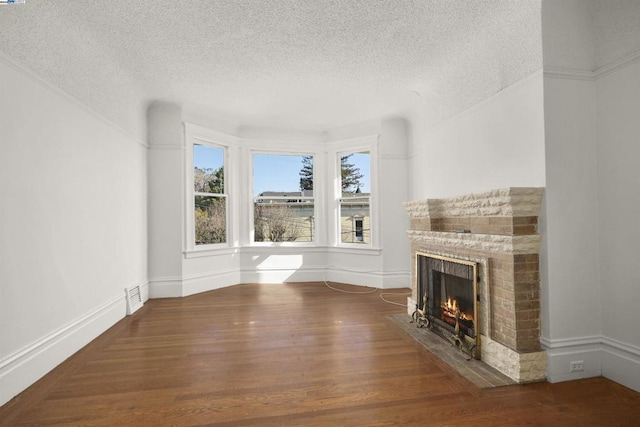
[2,282,639,426]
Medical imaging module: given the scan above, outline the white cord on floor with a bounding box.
[379,291,412,307]
[323,276,378,294]
[322,273,410,306]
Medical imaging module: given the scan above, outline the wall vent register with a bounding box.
[125,285,143,315]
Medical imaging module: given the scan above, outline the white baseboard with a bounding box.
[150,267,410,297]
[543,336,602,383]
[325,266,383,288]
[241,266,325,284]
[140,281,150,303]
[325,268,409,289]
[148,277,184,298]
[149,269,242,298]
[542,335,640,392]
[601,337,640,392]
[183,270,241,296]
[378,272,411,289]
[0,294,126,407]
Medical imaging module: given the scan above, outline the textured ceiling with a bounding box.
[591,0,640,68]
[1,0,542,136]
[541,0,640,73]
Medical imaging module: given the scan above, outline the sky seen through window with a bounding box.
[194,148,370,196]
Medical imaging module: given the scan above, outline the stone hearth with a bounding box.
[404,187,546,383]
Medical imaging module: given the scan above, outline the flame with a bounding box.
[444,297,457,312]
[441,297,474,322]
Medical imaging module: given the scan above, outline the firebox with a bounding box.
[416,252,479,359]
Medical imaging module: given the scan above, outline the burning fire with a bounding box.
[442,297,474,322]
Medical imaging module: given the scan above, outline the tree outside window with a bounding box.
[194,144,226,245]
[253,154,314,242]
[338,152,371,244]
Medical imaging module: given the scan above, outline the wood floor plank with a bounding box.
[2,282,640,426]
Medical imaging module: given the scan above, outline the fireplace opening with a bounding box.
[416,252,479,359]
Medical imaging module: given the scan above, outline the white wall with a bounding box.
[407,71,546,200]
[541,0,600,385]
[541,0,640,391]
[379,117,411,288]
[540,75,602,381]
[542,61,640,391]
[147,102,189,297]
[596,59,640,392]
[0,55,147,406]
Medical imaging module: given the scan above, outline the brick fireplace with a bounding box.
[404,187,546,383]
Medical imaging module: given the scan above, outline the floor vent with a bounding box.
[125,285,143,315]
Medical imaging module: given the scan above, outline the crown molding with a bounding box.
[595,49,640,79]
[544,48,640,82]
[0,51,148,148]
[543,67,595,81]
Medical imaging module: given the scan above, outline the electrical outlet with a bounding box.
[570,360,584,372]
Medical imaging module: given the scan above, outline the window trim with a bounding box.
[331,136,379,249]
[250,151,318,246]
[185,124,234,252]
[183,123,378,253]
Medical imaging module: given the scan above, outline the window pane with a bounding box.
[340,151,370,244]
[340,152,369,193]
[253,154,312,194]
[340,200,370,244]
[253,154,314,242]
[194,144,224,193]
[195,196,226,245]
[254,202,314,242]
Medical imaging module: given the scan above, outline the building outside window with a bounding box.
[252,153,315,243]
[187,132,374,249]
[338,151,371,244]
[354,216,364,242]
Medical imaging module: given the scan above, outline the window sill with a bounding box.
[184,245,382,258]
[329,246,382,255]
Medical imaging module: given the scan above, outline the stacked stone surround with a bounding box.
[404,187,546,383]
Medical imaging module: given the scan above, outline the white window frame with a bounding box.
[183,124,377,253]
[185,124,234,252]
[250,150,318,246]
[331,136,378,249]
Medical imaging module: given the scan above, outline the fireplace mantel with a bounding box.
[404,187,546,383]
[404,187,543,234]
